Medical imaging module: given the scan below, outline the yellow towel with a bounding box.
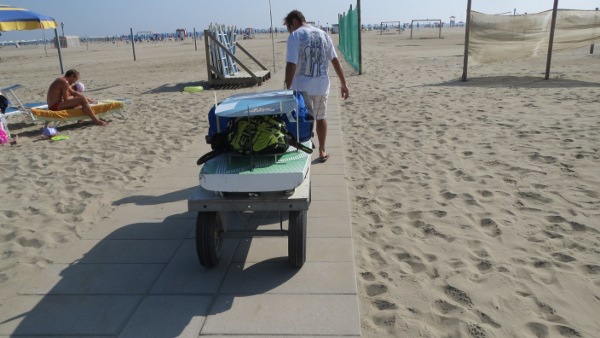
[31,101,124,120]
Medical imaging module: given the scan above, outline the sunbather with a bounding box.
[46,69,107,126]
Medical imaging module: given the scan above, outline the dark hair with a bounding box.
[283,10,306,27]
[65,69,79,78]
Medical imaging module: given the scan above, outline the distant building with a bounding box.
[176,28,186,40]
[54,36,80,48]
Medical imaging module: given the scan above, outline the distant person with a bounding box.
[284,9,349,162]
[46,69,106,126]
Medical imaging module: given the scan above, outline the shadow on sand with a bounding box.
[433,75,600,88]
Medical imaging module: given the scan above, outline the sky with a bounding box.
[1,0,599,41]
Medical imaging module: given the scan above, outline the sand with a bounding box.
[1,28,599,337]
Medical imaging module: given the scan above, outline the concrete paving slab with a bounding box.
[221,261,357,295]
[82,216,194,240]
[150,239,237,295]
[19,263,163,295]
[0,295,140,336]
[311,174,348,187]
[307,216,353,238]
[233,237,354,263]
[309,200,352,219]
[202,294,360,336]
[118,295,211,338]
[49,239,183,264]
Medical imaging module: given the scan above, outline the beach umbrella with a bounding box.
[0,4,64,73]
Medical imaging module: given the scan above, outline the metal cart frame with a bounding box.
[188,175,310,268]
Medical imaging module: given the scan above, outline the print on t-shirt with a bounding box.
[301,31,324,77]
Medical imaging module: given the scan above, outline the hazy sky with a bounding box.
[2,0,599,40]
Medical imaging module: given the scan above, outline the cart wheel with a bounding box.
[196,212,223,268]
[288,210,307,268]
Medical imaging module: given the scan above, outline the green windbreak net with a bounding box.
[339,3,360,71]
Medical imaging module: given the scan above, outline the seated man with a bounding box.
[47,69,107,126]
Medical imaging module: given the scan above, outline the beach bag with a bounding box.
[281,92,313,142]
[227,115,289,155]
[0,95,9,114]
[206,103,231,146]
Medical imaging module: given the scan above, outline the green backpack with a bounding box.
[227,115,289,155]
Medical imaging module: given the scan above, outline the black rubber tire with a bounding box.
[288,210,307,268]
[196,212,223,268]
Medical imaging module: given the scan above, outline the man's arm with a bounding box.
[285,62,296,89]
[331,57,349,99]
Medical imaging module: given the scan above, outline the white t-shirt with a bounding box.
[286,25,337,95]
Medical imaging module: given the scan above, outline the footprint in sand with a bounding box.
[433,299,462,314]
[444,285,473,306]
[476,311,501,328]
[477,260,493,271]
[441,191,458,200]
[480,218,502,237]
[372,299,398,310]
[467,323,487,338]
[477,190,494,198]
[526,322,550,338]
[366,283,388,297]
[555,325,582,337]
[360,271,376,281]
[394,252,426,273]
[551,252,576,263]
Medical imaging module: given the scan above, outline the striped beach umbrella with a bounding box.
[0,4,57,31]
[0,4,64,73]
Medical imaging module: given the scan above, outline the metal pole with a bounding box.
[545,0,559,80]
[461,0,472,81]
[357,0,362,75]
[269,0,276,74]
[591,8,598,54]
[194,27,197,51]
[54,28,64,74]
[130,28,137,61]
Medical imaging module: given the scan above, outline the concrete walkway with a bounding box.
[0,84,361,337]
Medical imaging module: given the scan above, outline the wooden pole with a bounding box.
[130,28,137,61]
[591,8,598,54]
[54,28,64,74]
[193,27,197,51]
[545,0,559,80]
[269,0,276,74]
[358,0,362,75]
[461,0,472,81]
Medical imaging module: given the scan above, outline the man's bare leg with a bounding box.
[81,100,107,126]
[316,118,328,159]
[57,97,106,126]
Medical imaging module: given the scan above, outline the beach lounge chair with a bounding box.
[0,84,43,137]
[30,99,130,127]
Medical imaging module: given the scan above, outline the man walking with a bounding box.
[284,10,349,162]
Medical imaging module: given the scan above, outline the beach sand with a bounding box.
[1,28,599,337]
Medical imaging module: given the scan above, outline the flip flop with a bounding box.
[318,154,330,163]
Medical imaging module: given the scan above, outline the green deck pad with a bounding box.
[201,151,310,175]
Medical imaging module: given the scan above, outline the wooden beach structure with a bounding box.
[203,24,270,87]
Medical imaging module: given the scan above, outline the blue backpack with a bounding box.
[281,92,313,142]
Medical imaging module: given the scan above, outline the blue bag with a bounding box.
[281,92,313,142]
